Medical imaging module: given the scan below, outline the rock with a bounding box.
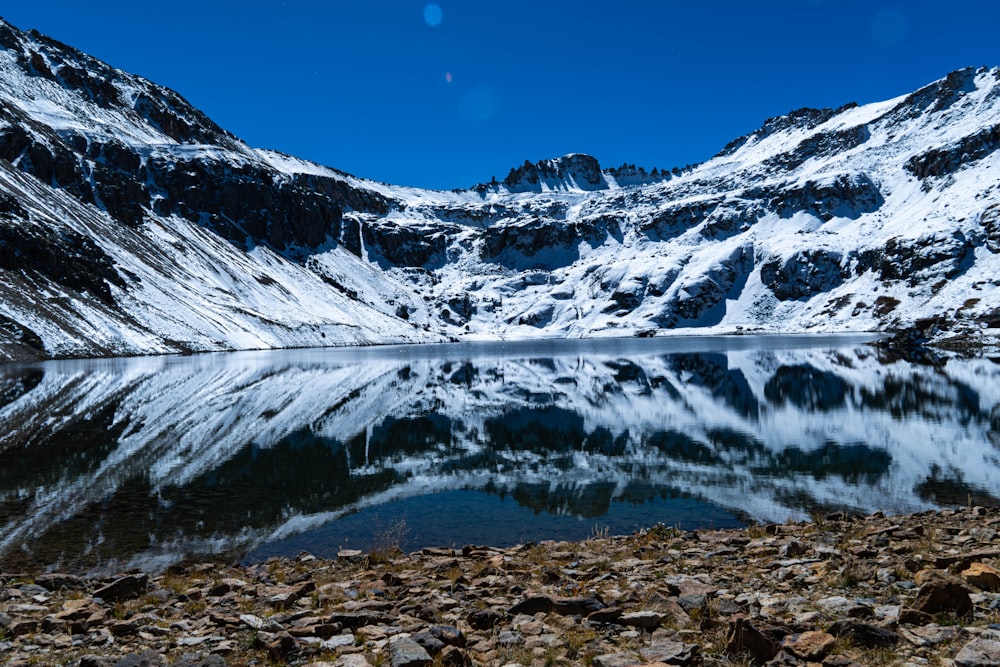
[760,249,848,301]
[322,634,356,649]
[467,609,503,630]
[267,632,297,660]
[7,619,39,636]
[827,620,899,648]
[821,656,861,667]
[955,639,1000,667]
[508,595,553,615]
[34,574,85,592]
[172,654,227,667]
[962,562,1000,591]
[901,624,960,646]
[333,656,374,667]
[268,580,316,609]
[591,655,640,667]
[496,630,523,648]
[508,595,605,617]
[328,611,395,628]
[94,574,149,603]
[588,607,624,623]
[639,641,700,666]
[388,636,432,667]
[111,618,140,636]
[438,645,472,667]
[911,570,974,615]
[676,594,707,613]
[725,616,789,663]
[113,651,163,667]
[781,631,837,660]
[897,607,933,625]
[619,611,664,629]
[239,613,265,630]
[426,625,465,647]
[412,630,445,655]
[80,657,114,667]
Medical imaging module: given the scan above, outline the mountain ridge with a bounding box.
[0,17,998,361]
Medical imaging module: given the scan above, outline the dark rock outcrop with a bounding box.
[498,154,608,193]
[906,124,1000,179]
[760,249,848,300]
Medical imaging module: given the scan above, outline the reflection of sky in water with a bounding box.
[1,336,999,573]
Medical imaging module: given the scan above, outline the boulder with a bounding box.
[94,574,149,603]
[960,562,1000,591]
[955,639,1000,667]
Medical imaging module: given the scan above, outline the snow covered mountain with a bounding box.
[0,18,998,361]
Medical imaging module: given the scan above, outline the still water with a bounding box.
[1,335,998,573]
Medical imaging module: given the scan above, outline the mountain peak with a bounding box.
[477,153,608,194]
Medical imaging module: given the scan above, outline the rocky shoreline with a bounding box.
[2,507,999,667]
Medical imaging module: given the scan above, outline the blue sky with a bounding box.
[3,1,999,190]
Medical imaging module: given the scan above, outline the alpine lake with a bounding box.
[1,334,998,574]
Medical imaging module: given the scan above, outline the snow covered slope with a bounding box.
[0,18,998,360]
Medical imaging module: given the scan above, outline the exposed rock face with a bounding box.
[482,215,618,268]
[497,153,609,193]
[875,232,975,286]
[760,173,884,221]
[983,203,1000,253]
[760,249,848,301]
[906,124,1000,179]
[0,214,125,305]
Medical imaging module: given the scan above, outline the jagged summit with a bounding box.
[0,14,998,361]
[472,153,672,194]
[470,153,609,194]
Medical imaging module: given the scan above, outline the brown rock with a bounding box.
[208,611,240,627]
[439,645,472,667]
[110,619,140,636]
[725,615,789,663]
[781,631,837,660]
[588,607,624,623]
[960,562,1000,591]
[911,570,974,615]
[267,580,316,610]
[620,611,664,629]
[34,573,86,592]
[897,607,933,625]
[827,620,899,648]
[94,574,149,603]
[8,619,40,637]
[466,609,502,630]
[267,632,298,660]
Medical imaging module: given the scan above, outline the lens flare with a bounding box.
[423,4,443,28]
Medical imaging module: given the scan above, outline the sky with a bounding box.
[2,1,999,190]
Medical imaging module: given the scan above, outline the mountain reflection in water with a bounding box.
[1,336,998,573]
